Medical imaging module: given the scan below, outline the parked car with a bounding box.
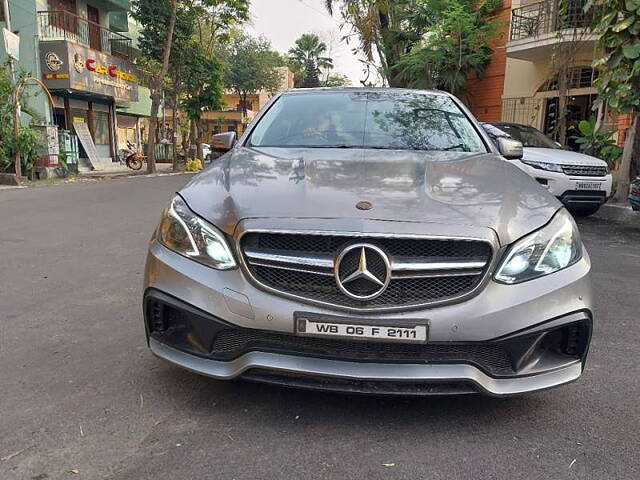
[630,177,640,211]
[144,89,593,396]
[201,143,212,163]
[482,122,612,216]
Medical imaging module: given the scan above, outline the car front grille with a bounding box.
[561,164,608,177]
[211,328,514,375]
[239,232,493,311]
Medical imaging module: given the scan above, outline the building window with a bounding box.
[93,111,110,145]
[540,68,599,92]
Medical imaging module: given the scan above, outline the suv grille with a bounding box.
[240,232,492,310]
[561,165,608,177]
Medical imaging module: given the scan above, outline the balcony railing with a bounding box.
[37,10,133,61]
[510,0,596,41]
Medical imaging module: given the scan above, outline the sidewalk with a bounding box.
[80,162,178,178]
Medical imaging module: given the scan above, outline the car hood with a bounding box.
[180,147,561,246]
[523,147,607,166]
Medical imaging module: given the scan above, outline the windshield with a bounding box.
[248,91,488,153]
[494,124,560,149]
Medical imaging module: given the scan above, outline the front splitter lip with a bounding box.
[149,338,583,397]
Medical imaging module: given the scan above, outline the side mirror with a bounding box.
[497,137,524,160]
[212,132,236,152]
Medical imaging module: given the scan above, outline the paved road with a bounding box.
[1,176,639,480]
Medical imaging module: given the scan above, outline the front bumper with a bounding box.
[516,163,612,208]
[144,240,594,396]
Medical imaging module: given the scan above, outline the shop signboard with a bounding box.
[73,121,105,171]
[40,41,139,102]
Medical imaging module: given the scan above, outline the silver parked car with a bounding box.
[144,89,593,396]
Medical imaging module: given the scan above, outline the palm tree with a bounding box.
[289,33,333,87]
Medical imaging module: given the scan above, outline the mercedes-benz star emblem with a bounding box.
[334,243,391,300]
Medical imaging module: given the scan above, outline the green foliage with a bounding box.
[394,0,503,96]
[325,0,502,91]
[223,34,283,107]
[0,63,42,174]
[132,0,195,71]
[571,117,623,165]
[179,43,225,121]
[321,74,352,87]
[589,0,640,112]
[289,33,333,87]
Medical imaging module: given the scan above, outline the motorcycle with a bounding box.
[120,141,144,170]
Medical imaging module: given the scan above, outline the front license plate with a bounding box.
[575,181,602,190]
[295,317,428,344]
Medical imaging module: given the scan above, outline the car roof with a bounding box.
[281,87,451,97]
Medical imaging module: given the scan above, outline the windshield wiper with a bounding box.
[443,143,467,151]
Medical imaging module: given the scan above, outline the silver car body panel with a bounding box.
[149,338,582,397]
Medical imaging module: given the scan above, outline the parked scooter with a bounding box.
[120,141,144,170]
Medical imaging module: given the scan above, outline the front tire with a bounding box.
[127,158,143,170]
[632,203,640,211]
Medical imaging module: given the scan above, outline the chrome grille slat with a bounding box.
[561,164,608,177]
[392,257,487,271]
[391,269,484,279]
[239,231,493,311]
[248,259,334,277]
[244,248,334,269]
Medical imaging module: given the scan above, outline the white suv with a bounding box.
[483,122,612,216]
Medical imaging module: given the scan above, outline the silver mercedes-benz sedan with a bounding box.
[143,88,592,396]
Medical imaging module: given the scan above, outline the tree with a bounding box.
[289,33,334,87]
[135,0,249,170]
[324,0,425,86]
[394,0,502,99]
[324,0,502,90]
[181,50,225,159]
[132,0,180,173]
[321,73,352,87]
[589,0,640,202]
[0,63,42,176]
[223,35,283,115]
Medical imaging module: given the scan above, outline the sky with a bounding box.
[246,0,368,85]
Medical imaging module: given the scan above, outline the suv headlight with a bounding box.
[521,159,563,173]
[157,196,236,270]
[495,209,582,284]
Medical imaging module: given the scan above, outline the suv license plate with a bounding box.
[296,318,428,344]
[575,181,602,190]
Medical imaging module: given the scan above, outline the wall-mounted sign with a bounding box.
[2,28,19,61]
[39,42,139,102]
[73,53,85,73]
[45,51,63,71]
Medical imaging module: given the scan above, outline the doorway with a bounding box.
[87,5,101,51]
[543,94,596,150]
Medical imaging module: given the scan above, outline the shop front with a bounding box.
[39,39,140,165]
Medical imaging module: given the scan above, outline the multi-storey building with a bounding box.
[469,0,627,145]
[1,0,148,164]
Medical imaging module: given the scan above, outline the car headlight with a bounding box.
[495,209,582,284]
[521,159,563,173]
[157,196,236,270]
